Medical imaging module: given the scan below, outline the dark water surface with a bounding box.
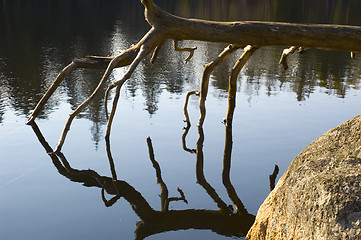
[1,1,361,239]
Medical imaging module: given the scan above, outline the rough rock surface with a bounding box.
[247,115,361,240]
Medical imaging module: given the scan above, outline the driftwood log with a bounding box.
[26,0,361,153]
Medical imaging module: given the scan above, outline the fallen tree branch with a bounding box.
[142,0,361,51]
[27,0,361,152]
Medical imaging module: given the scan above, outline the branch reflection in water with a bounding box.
[30,117,255,239]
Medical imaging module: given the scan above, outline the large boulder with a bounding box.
[247,115,361,240]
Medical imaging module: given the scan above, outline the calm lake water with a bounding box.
[1,1,361,239]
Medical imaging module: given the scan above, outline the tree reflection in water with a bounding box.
[30,109,255,240]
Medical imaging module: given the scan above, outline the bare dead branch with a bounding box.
[198,44,240,126]
[142,0,361,51]
[298,47,309,54]
[105,42,155,139]
[351,52,356,59]
[279,46,298,70]
[225,45,258,127]
[183,90,199,126]
[26,62,77,124]
[173,40,197,64]
[150,40,166,63]
[53,50,138,153]
[27,50,140,125]
[104,28,163,121]
[28,0,361,153]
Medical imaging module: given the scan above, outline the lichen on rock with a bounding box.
[247,115,361,240]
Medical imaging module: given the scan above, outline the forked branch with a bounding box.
[279,46,310,70]
[54,51,140,153]
[27,0,361,153]
[26,49,139,125]
[173,40,197,64]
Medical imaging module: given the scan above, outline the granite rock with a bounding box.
[247,115,361,240]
